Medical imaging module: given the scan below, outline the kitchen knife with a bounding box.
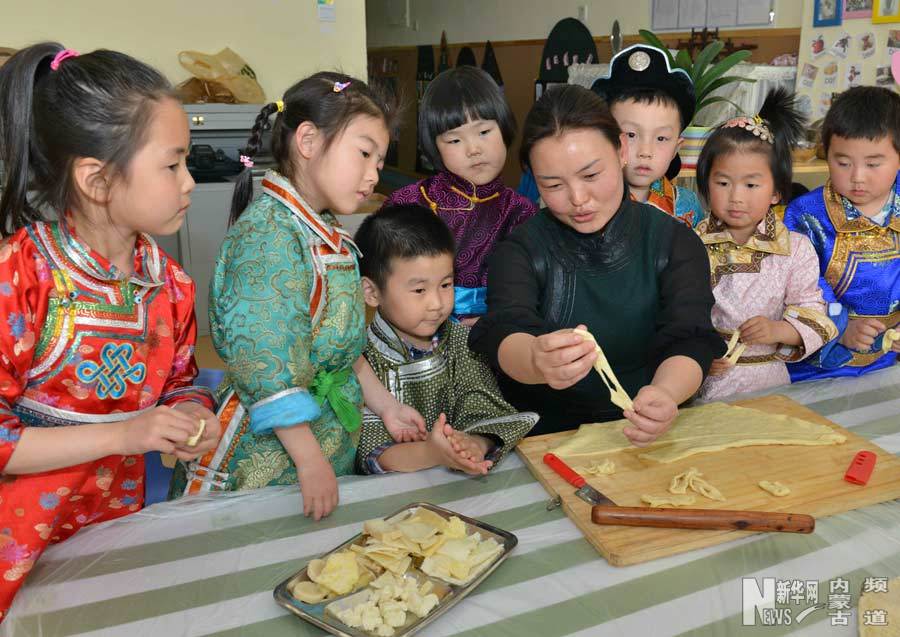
[543,453,814,533]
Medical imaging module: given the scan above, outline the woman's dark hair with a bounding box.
[231,71,400,224]
[418,66,516,172]
[821,85,900,154]
[355,204,455,289]
[519,84,622,169]
[0,42,175,235]
[695,87,805,205]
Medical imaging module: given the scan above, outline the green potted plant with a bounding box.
[640,30,755,168]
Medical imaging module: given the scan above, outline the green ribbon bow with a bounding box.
[310,368,361,433]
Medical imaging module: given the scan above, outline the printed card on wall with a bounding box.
[823,60,839,85]
[818,92,834,116]
[845,63,863,87]
[801,62,821,87]
[831,31,852,57]
[888,30,900,55]
[797,94,814,118]
[876,64,894,84]
[857,32,877,58]
[812,34,828,58]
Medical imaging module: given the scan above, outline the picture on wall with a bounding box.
[874,0,900,22]
[844,0,873,18]
[815,0,843,26]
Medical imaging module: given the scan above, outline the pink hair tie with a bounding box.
[239,155,254,169]
[50,49,80,71]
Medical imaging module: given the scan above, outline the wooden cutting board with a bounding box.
[516,395,900,566]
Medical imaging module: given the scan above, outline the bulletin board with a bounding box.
[795,0,899,123]
[652,0,775,31]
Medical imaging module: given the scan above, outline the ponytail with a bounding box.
[0,42,61,234]
[229,101,279,225]
[758,87,806,202]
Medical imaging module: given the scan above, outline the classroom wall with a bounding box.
[367,0,803,48]
[0,0,368,101]
[794,0,899,122]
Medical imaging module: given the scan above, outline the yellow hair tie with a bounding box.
[275,100,284,113]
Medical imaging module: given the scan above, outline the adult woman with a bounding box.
[469,85,724,438]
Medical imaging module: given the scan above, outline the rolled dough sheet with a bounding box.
[550,402,846,463]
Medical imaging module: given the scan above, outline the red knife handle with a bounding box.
[591,506,815,534]
[543,453,586,488]
[844,450,876,485]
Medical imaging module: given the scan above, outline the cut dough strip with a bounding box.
[883,328,899,354]
[573,329,634,412]
[668,467,725,501]
[758,480,790,497]
[187,419,206,447]
[724,330,746,365]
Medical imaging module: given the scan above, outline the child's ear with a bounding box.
[675,136,685,151]
[72,157,111,205]
[361,276,381,308]
[771,191,782,206]
[294,121,322,160]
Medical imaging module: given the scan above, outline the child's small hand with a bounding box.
[445,427,492,463]
[170,402,221,461]
[841,318,887,351]
[297,451,339,521]
[426,414,492,475]
[118,406,199,456]
[708,357,734,376]
[622,385,678,447]
[382,403,427,442]
[738,316,781,345]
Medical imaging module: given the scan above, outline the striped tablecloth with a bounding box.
[5,366,900,637]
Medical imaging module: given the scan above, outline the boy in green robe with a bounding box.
[354,205,537,475]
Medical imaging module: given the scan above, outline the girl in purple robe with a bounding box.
[384,66,536,324]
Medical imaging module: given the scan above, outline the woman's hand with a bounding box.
[623,385,679,447]
[531,325,598,389]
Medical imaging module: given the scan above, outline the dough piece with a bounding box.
[582,459,615,475]
[690,475,725,501]
[641,493,696,507]
[668,467,725,501]
[723,330,746,365]
[572,328,634,412]
[669,467,701,494]
[187,418,206,447]
[883,328,899,354]
[758,480,790,497]
[551,402,846,463]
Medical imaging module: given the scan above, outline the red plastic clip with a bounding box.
[844,451,877,485]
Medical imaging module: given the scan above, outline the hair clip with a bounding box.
[239,155,254,169]
[275,100,284,113]
[50,49,79,71]
[723,114,774,144]
[333,81,351,93]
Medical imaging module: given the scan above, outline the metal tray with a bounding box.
[273,502,518,636]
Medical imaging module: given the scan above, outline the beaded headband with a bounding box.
[722,114,774,144]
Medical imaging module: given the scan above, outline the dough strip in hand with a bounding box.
[187,418,206,447]
[573,329,634,412]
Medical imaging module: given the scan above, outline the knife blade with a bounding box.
[543,453,614,506]
[543,453,814,534]
[611,20,622,55]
